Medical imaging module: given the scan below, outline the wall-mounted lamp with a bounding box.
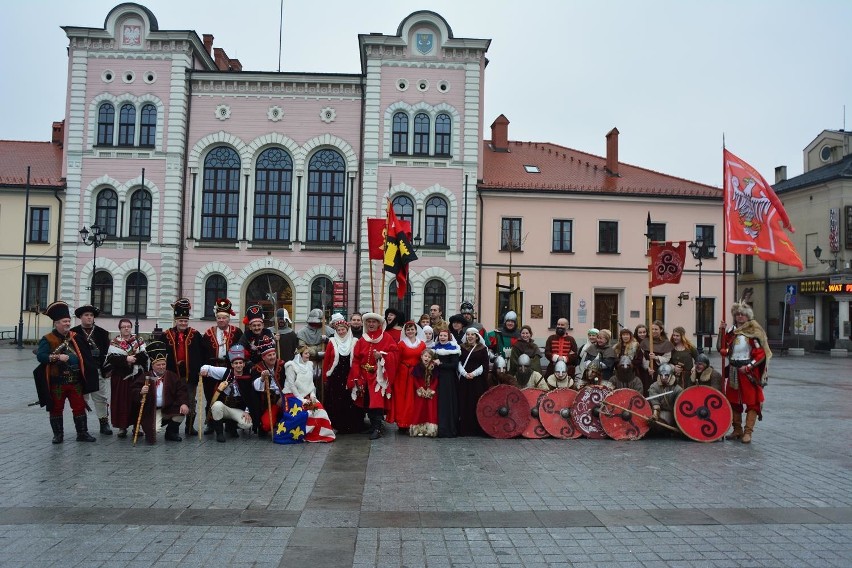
[677,291,690,307]
[813,245,842,271]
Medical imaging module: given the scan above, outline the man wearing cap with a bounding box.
[275,307,299,362]
[459,301,484,334]
[250,336,287,435]
[201,298,243,435]
[132,341,189,443]
[34,301,99,443]
[71,305,112,435]
[164,298,205,437]
[347,312,399,439]
[484,311,520,361]
[239,304,276,366]
[544,317,579,379]
[200,344,253,442]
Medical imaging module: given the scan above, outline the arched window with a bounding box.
[310,276,333,321]
[97,103,115,146]
[392,112,409,154]
[203,274,228,318]
[202,146,241,240]
[129,189,152,239]
[95,188,118,236]
[434,113,451,156]
[306,149,345,243]
[139,104,156,147]
[92,271,113,315]
[423,279,447,315]
[413,113,430,155]
[118,103,136,146]
[254,147,293,241]
[392,194,414,227]
[424,196,447,246]
[125,272,147,316]
[388,281,411,320]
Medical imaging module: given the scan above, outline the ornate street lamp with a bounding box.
[689,239,717,353]
[79,224,107,305]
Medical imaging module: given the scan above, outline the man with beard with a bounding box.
[71,305,112,435]
[239,304,276,365]
[347,312,399,439]
[485,311,520,362]
[648,363,683,433]
[544,317,578,379]
[688,353,723,392]
[201,298,243,435]
[459,301,484,334]
[514,354,543,389]
[349,312,364,338]
[275,308,299,362]
[163,298,205,437]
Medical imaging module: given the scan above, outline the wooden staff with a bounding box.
[195,373,204,441]
[132,374,152,446]
[600,398,681,434]
[264,364,274,442]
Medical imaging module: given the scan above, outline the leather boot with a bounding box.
[213,420,226,443]
[226,421,240,438]
[185,413,199,436]
[741,410,758,444]
[369,411,383,440]
[73,414,97,442]
[726,414,743,440]
[50,416,64,444]
[99,416,113,435]
[203,417,215,436]
[164,421,183,442]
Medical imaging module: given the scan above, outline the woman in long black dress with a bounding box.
[322,313,363,434]
[432,328,461,438]
[457,328,489,436]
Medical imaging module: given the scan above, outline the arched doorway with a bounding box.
[245,272,293,326]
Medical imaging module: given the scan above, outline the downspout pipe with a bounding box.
[53,186,63,301]
[462,173,468,299]
[477,187,484,321]
[178,68,193,298]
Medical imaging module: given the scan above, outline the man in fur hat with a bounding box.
[347,312,399,439]
[163,298,205,437]
[72,304,112,435]
[201,298,243,435]
[717,301,771,444]
[34,301,99,443]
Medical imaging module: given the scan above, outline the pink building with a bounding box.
[478,117,735,348]
[59,5,488,330]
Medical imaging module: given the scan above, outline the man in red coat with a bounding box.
[347,312,399,439]
[544,317,579,378]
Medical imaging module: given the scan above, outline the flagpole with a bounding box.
[720,137,728,388]
[644,216,655,375]
[379,198,391,313]
[369,258,376,313]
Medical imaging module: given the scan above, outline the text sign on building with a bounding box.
[332,281,348,308]
[798,279,828,294]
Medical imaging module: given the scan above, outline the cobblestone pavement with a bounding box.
[0,343,849,567]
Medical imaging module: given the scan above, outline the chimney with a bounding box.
[229,58,242,72]
[51,120,64,147]
[605,127,619,176]
[203,34,214,55]
[775,165,787,184]
[213,47,229,71]
[490,114,509,152]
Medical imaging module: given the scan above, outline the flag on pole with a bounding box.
[648,241,687,288]
[723,149,803,270]
[382,204,417,299]
[366,218,387,260]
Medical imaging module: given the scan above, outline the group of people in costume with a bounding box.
[33,296,770,445]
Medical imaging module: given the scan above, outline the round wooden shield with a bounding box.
[476,384,530,439]
[520,389,549,439]
[675,385,733,443]
[600,388,652,441]
[539,388,581,439]
[571,385,612,439]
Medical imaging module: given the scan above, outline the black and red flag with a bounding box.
[382,202,417,299]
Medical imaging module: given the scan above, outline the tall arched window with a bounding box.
[92,271,113,315]
[306,149,345,243]
[392,194,414,227]
[435,113,451,156]
[125,272,148,316]
[118,103,136,146]
[423,279,447,315]
[203,274,228,318]
[139,104,156,147]
[254,147,293,241]
[95,188,118,236]
[201,146,241,240]
[97,103,115,146]
[129,189,152,239]
[424,196,447,246]
[310,276,333,321]
[392,112,409,154]
[413,113,430,155]
[388,281,411,320]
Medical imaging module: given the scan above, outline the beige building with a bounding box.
[0,127,66,341]
[739,129,852,351]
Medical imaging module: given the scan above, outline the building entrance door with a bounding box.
[245,273,293,326]
[594,293,619,332]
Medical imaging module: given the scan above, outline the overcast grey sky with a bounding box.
[1,0,849,187]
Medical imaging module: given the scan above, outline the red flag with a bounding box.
[382,204,416,299]
[723,149,803,270]
[366,218,386,260]
[648,241,687,288]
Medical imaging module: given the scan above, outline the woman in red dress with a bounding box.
[390,321,425,432]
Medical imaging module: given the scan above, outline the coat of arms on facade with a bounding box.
[416,33,434,54]
[122,25,142,46]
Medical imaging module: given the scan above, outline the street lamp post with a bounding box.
[689,239,716,354]
[79,224,107,305]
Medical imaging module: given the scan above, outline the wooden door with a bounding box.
[594,293,619,331]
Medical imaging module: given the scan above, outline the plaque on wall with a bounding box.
[530,305,543,319]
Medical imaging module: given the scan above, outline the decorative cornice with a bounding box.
[192,80,362,97]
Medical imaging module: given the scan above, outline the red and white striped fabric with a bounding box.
[304,403,336,443]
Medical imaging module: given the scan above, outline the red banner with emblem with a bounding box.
[648,241,687,288]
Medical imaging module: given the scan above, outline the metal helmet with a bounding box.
[695,353,711,367]
[460,301,474,315]
[306,308,323,324]
[518,354,531,367]
[495,356,506,370]
[554,360,568,375]
[658,363,676,385]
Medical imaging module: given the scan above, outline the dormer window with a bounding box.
[523,165,540,173]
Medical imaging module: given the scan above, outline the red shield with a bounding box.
[520,388,549,439]
[600,388,652,441]
[476,384,530,439]
[571,385,612,439]
[675,385,733,443]
[539,388,581,439]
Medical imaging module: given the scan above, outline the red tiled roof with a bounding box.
[481,139,720,198]
[0,141,64,188]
